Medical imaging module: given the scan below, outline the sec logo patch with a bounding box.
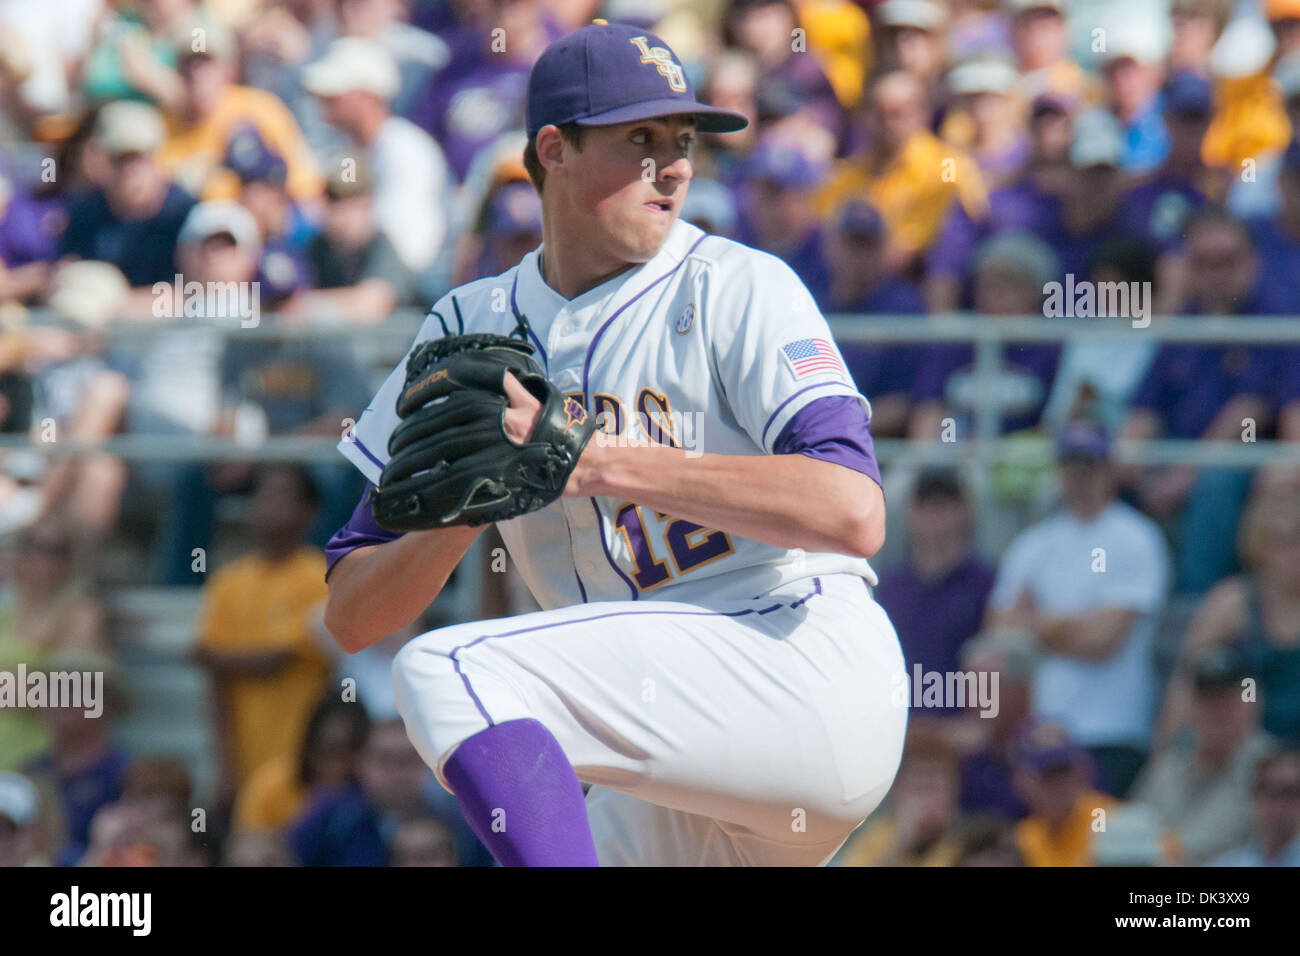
[675,303,695,334]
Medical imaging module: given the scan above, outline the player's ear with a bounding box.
[535,125,567,178]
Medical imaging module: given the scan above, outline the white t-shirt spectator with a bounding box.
[990,500,1170,748]
[371,116,451,275]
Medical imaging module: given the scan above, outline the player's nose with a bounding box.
[658,154,693,185]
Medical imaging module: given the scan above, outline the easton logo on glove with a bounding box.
[370,333,597,531]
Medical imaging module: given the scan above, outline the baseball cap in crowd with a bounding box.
[1069,108,1124,168]
[833,199,886,240]
[947,57,1020,96]
[876,0,945,32]
[1031,90,1078,117]
[1192,645,1251,692]
[973,229,1060,288]
[1004,0,1065,16]
[1013,722,1087,773]
[94,101,167,157]
[0,773,37,827]
[302,37,400,100]
[178,199,262,254]
[47,260,130,329]
[1091,804,1164,866]
[485,181,543,237]
[1163,71,1214,118]
[224,125,289,187]
[525,22,748,138]
[1056,419,1111,464]
[1103,35,1167,69]
[679,177,737,235]
[745,140,824,189]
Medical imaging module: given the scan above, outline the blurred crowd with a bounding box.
[2,0,1300,866]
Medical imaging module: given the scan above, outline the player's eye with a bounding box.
[630,129,651,145]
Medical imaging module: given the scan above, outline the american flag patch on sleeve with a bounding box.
[781,337,845,379]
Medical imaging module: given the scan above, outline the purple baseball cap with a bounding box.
[1056,420,1111,463]
[525,21,749,138]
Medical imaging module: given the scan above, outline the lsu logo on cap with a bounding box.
[629,36,687,93]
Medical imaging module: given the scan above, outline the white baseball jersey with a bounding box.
[340,217,880,609]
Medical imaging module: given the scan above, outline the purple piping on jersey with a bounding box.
[581,233,710,402]
[755,603,783,614]
[590,498,640,600]
[444,577,823,724]
[348,433,387,473]
[759,381,857,450]
[562,511,590,603]
[510,272,548,366]
[788,577,823,610]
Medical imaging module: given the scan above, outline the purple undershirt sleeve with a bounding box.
[772,394,883,489]
[324,483,403,579]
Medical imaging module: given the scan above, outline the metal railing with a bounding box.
[2,310,1299,466]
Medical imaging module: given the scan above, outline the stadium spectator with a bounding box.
[986,421,1171,797]
[1227,56,1300,220]
[1241,140,1300,309]
[81,756,209,867]
[1039,239,1159,434]
[956,628,1036,820]
[0,170,55,303]
[407,0,559,181]
[1121,210,1287,593]
[157,19,324,204]
[911,230,1062,440]
[30,261,132,545]
[818,70,988,273]
[698,50,762,180]
[925,106,1126,313]
[1207,747,1300,866]
[833,732,965,866]
[58,101,197,289]
[214,125,315,309]
[1009,722,1114,866]
[24,648,128,867]
[1168,0,1231,76]
[235,693,370,834]
[942,57,1029,189]
[1157,491,1300,748]
[1133,645,1278,865]
[1006,0,1094,105]
[0,772,45,867]
[737,139,828,292]
[452,178,542,286]
[724,0,844,149]
[295,156,410,320]
[78,0,191,110]
[336,0,449,118]
[302,35,449,284]
[1117,71,1219,256]
[874,469,996,686]
[1097,32,1169,176]
[874,0,948,108]
[194,465,333,802]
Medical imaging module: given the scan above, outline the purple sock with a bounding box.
[442,718,600,867]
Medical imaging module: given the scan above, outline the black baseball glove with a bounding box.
[369,333,596,532]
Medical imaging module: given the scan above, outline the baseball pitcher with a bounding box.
[323,21,907,866]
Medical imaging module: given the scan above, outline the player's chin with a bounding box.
[626,204,678,251]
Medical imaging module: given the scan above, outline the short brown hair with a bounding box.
[523,122,586,194]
